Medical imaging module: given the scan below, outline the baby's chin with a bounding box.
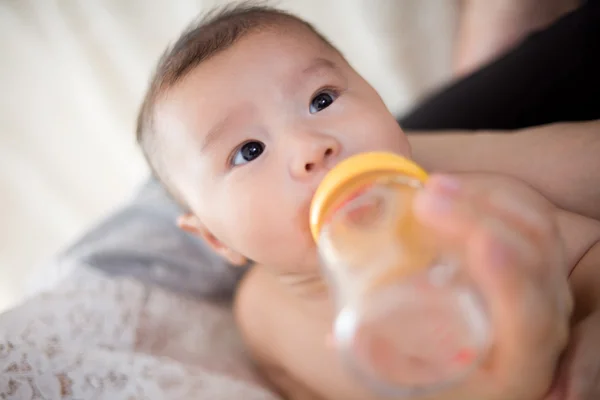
[271,259,330,300]
[250,243,328,297]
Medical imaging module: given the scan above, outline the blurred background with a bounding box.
[0,0,458,312]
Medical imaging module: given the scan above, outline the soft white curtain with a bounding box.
[0,0,458,311]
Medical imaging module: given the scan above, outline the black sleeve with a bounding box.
[399,1,600,131]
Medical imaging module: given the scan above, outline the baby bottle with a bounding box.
[310,152,491,398]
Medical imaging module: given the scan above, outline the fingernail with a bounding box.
[430,175,461,195]
[416,191,453,215]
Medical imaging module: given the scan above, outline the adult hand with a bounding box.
[414,173,572,400]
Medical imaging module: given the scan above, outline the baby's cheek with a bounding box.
[229,206,309,271]
[256,229,317,274]
[352,112,408,156]
[381,118,410,156]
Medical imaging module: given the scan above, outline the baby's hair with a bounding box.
[136,1,335,206]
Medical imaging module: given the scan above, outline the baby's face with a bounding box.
[155,26,410,278]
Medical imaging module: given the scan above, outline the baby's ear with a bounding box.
[177,213,248,266]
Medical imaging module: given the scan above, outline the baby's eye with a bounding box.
[231,140,265,166]
[309,90,337,114]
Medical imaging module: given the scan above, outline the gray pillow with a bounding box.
[57,178,247,299]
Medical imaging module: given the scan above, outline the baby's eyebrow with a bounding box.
[301,57,339,77]
[199,113,236,153]
[287,57,341,95]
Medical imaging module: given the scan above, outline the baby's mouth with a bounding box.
[320,183,376,227]
[331,184,373,215]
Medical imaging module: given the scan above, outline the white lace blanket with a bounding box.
[0,266,278,400]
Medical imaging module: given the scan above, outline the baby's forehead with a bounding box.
[162,29,343,104]
[153,27,346,169]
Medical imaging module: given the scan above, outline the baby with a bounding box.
[136,4,600,400]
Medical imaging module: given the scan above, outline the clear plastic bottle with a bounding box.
[310,152,491,398]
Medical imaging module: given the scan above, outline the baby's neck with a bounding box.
[257,263,333,309]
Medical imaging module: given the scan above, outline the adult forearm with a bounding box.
[408,120,600,219]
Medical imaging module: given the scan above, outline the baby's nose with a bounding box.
[291,136,340,179]
[304,146,334,173]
